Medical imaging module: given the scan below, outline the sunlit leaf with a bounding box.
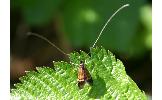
[11,47,147,99]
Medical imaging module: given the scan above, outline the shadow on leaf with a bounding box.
[88,75,106,99]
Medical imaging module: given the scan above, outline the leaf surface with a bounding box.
[11,47,147,100]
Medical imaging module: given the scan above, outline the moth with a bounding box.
[77,61,93,89]
[27,4,129,89]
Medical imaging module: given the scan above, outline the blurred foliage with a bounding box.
[11,0,152,58]
[62,0,146,58]
[11,0,61,26]
[140,5,152,49]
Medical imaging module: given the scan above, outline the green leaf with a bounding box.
[11,47,147,99]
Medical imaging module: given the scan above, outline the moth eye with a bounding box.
[80,61,83,64]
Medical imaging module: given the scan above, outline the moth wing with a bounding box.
[78,67,85,81]
[84,67,93,85]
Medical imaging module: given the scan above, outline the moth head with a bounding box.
[80,61,84,68]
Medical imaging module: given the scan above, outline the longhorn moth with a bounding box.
[27,4,129,89]
[77,61,93,89]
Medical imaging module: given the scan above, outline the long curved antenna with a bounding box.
[27,32,68,56]
[92,4,129,48]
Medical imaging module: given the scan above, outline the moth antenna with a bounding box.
[27,32,68,56]
[92,4,129,48]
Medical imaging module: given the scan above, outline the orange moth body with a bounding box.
[77,61,93,89]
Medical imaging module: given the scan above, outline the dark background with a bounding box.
[10,0,152,96]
